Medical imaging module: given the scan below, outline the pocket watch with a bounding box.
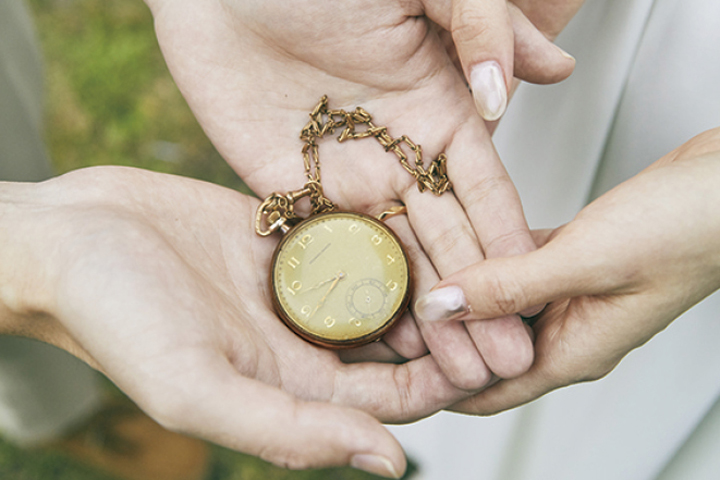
[270,210,411,348]
[255,96,451,348]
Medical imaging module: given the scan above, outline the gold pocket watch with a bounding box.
[256,96,451,348]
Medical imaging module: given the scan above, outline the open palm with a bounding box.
[5,166,475,476]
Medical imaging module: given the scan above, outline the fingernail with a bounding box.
[350,454,401,479]
[415,286,470,322]
[470,61,508,121]
[554,43,575,61]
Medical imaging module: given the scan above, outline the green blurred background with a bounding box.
[0,1,415,479]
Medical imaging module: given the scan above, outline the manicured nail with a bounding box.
[470,61,507,121]
[350,454,400,479]
[415,286,470,322]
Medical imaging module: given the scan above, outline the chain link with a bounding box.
[256,95,452,235]
[301,95,452,202]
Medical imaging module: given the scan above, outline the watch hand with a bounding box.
[311,271,346,317]
[306,274,341,292]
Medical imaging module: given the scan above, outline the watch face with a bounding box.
[271,211,411,348]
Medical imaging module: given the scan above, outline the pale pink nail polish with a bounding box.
[470,61,508,121]
[414,286,470,322]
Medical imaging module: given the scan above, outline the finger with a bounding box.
[447,118,544,319]
[378,214,431,359]
[529,227,559,248]
[456,0,513,121]
[447,119,536,259]
[420,0,513,120]
[405,185,533,378]
[402,190,493,390]
[334,353,475,421]
[381,310,428,359]
[338,339,407,364]
[403,187,483,273]
[464,314,534,378]
[423,0,574,92]
[416,242,607,322]
[142,356,407,478]
[449,365,560,415]
[508,3,575,84]
[510,0,586,41]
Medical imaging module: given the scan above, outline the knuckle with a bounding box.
[452,10,492,46]
[671,128,720,162]
[539,334,619,387]
[484,271,524,316]
[483,227,534,258]
[460,174,514,211]
[257,403,316,471]
[425,222,476,263]
[580,357,618,383]
[391,364,415,419]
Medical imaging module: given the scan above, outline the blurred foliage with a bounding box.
[0,437,118,480]
[28,0,252,194]
[0,432,404,480]
[0,1,419,479]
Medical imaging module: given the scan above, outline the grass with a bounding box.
[1,1,417,479]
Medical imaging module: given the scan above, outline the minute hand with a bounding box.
[306,275,339,292]
[311,272,345,317]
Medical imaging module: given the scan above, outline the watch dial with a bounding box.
[272,212,410,346]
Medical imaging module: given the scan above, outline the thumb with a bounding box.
[145,358,406,478]
[508,3,575,85]
[414,242,603,322]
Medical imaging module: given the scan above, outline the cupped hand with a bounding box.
[414,128,720,414]
[0,167,476,477]
[140,0,578,390]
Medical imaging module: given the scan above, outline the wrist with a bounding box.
[0,181,63,341]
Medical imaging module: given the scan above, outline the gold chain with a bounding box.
[256,95,452,236]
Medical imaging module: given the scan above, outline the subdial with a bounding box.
[346,278,389,319]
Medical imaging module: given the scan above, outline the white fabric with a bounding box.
[390,0,720,478]
[0,0,52,182]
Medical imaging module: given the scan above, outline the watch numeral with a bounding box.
[323,224,333,233]
[348,224,360,234]
[348,317,362,327]
[386,280,398,291]
[386,254,396,265]
[324,316,336,328]
[371,234,383,246]
[297,234,314,250]
[287,257,300,269]
[301,305,311,317]
[287,281,302,296]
